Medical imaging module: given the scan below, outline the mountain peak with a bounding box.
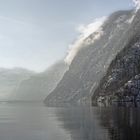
[133,0,140,10]
[65,17,107,65]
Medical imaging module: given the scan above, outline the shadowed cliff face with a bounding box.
[45,10,136,106]
[92,10,140,107]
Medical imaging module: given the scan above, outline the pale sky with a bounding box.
[0,0,133,72]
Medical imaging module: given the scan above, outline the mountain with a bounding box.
[0,68,34,100]
[15,61,68,101]
[92,10,140,107]
[45,9,139,106]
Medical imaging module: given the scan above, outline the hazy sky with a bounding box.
[0,0,133,72]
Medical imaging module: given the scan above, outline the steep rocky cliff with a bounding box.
[92,32,140,107]
[91,8,140,107]
[45,10,136,106]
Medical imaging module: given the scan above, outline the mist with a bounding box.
[65,17,107,65]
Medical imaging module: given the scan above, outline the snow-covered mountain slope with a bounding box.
[14,61,68,101]
[45,10,136,106]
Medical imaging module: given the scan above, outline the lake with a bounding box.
[0,102,139,140]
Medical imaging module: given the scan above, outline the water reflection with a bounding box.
[0,103,71,140]
[55,107,140,140]
[0,102,139,140]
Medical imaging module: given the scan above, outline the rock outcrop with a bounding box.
[0,68,34,100]
[45,10,136,106]
[92,9,140,107]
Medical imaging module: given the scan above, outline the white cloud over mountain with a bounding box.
[65,17,107,64]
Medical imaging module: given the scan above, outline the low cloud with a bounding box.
[65,17,107,65]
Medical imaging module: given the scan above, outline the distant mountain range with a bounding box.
[14,61,68,101]
[0,61,68,101]
[0,68,34,100]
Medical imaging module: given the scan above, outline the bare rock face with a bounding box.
[92,37,140,107]
[92,9,140,107]
[45,10,137,106]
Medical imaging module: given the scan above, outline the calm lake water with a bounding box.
[0,102,139,140]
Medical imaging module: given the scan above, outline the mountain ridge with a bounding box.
[45,9,135,106]
[15,61,68,101]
